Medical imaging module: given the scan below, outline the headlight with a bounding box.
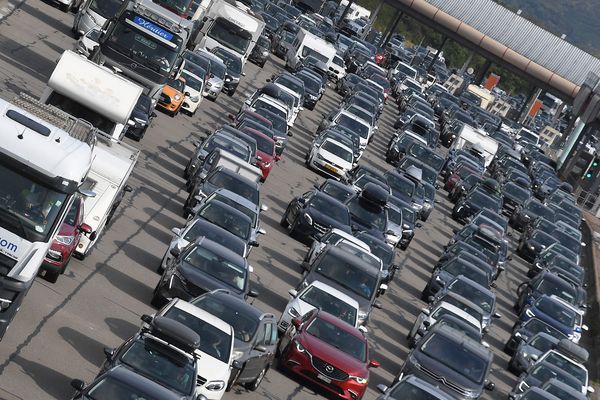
[225,77,232,82]
[263,161,272,168]
[232,350,244,360]
[402,223,410,229]
[529,245,535,250]
[288,307,300,317]
[358,311,367,322]
[55,235,74,245]
[262,50,269,56]
[205,381,225,391]
[350,375,368,384]
[295,341,306,353]
[174,94,182,101]
[302,213,313,225]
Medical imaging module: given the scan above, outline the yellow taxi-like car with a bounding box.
[158,77,187,117]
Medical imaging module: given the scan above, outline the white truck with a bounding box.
[41,50,143,141]
[450,124,499,168]
[193,0,265,66]
[41,51,141,260]
[0,94,95,339]
[285,28,337,71]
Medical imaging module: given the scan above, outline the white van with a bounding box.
[285,28,337,71]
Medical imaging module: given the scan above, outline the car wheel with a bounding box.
[279,208,290,227]
[59,2,70,12]
[421,212,430,222]
[288,216,299,236]
[245,365,268,391]
[150,285,165,308]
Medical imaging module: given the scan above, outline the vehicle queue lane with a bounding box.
[0,2,532,399]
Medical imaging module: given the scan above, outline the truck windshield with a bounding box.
[0,163,68,242]
[208,18,253,56]
[105,13,182,79]
[89,0,123,18]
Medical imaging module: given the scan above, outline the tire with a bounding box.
[279,208,290,227]
[245,365,268,391]
[288,216,299,236]
[150,284,165,308]
[44,268,61,283]
[59,2,70,12]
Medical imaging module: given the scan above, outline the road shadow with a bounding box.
[58,326,106,367]
[105,317,139,341]
[14,355,74,400]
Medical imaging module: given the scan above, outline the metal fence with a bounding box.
[576,188,600,216]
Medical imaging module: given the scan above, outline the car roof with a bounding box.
[101,366,183,400]
[541,378,587,400]
[169,299,233,335]
[189,236,247,267]
[432,301,482,327]
[322,246,380,275]
[210,188,260,213]
[193,290,265,320]
[308,280,360,309]
[212,166,259,187]
[400,375,456,399]
[314,309,365,338]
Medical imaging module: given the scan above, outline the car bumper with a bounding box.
[181,96,201,113]
[292,217,329,241]
[157,100,183,114]
[308,157,348,181]
[42,245,72,271]
[281,345,366,400]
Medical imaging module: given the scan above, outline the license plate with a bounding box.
[325,164,337,174]
[316,373,332,383]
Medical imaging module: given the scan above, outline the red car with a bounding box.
[241,127,279,181]
[41,196,91,283]
[444,164,480,192]
[278,309,379,400]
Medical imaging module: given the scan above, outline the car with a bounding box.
[518,295,584,343]
[537,379,589,400]
[280,190,352,242]
[329,54,347,81]
[75,27,100,57]
[395,324,495,399]
[157,77,188,117]
[514,270,586,313]
[297,246,385,325]
[98,316,201,399]
[354,232,399,282]
[70,366,188,400]
[509,362,584,398]
[528,253,584,284]
[197,50,227,100]
[211,47,244,96]
[510,198,555,232]
[151,299,235,399]
[158,217,248,274]
[517,229,559,262]
[295,70,322,110]
[376,374,455,400]
[388,196,421,250]
[242,128,277,181]
[279,281,361,331]
[191,290,277,391]
[126,94,156,141]
[406,299,484,348]
[452,189,503,223]
[278,309,379,400]
[469,208,509,235]
[306,136,355,180]
[345,183,391,239]
[302,228,370,267]
[151,237,255,307]
[421,256,493,300]
[318,109,373,149]
[41,196,91,283]
[533,343,593,395]
[504,317,568,356]
[315,179,356,203]
[509,332,561,375]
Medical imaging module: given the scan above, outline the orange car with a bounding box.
[158,77,187,116]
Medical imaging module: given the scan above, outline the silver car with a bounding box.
[197,49,227,101]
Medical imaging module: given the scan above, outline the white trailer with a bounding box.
[194,0,265,65]
[286,28,337,71]
[450,124,499,168]
[41,50,143,141]
[75,133,139,258]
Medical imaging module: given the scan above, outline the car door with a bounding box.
[288,191,312,223]
[238,322,271,381]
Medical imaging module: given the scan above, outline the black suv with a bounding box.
[191,290,278,391]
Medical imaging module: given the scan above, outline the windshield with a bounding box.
[253,98,287,121]
[337,115,369,139]
[207,172,259,204]
[388,206,402,225]
[447,280,493,313]
[386,174,414,198]
[120,340,195,395]
[321,183,354,203]
[309,195,350,225]
[203,135,249,161]
[347,197,387,231]
[536,278,576,304]
[306,317,366,361]
[164,307,232,363]
[183,243,246,291]
[197,202,251,240]
[534,297,576,327]
[505,183,530,202]
[301,47,329,64]
[468,191,500,211]
[409,146,444,170]
[254,109,287,136]
[444,260,488,287]
[181,71,203,91]
[356,234,394,266]
[86,376,161,400]
[208,18,252,55]
[106,14,181,76]
[297,73,320,93]
[529,335,557,353]
[544,353,587,384]
[184,220,245,256]
[322,140,353,163]
[421,333,488,383]
[0,163,68,243]
[528,365,581,391]
[89,0,123,18]
[300,286,357,326]
[315,252,378,300]
[532,231,558,248]
[192,296,258,342]
[213,49,242,74]
[211,193,257,227]
[252,134,274,155]
[275,76,304,97]
[337,242,380,269]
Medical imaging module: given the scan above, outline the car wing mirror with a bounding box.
[70,379,86,392]
[247,289,259,298]
[79,223,93,234]
[373,301,383,309]
[103,347,115,360]
[376,383,388,393]
[171,227,181,236]
[288,289,298,297]
[170,247,181,258]
[232,359,242,369]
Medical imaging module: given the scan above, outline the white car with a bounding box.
[274,83,302,126]
[394,77,424,97]
[328,54,347,82]
[279,280,361,331]
[75,28,100,57]
[320,110,373,149]
[180,69,204,116]
[533,346,594,395]
[303,228,370,266]
[547,295,588,344]
[242,94,290,127]
[306,137,354,180]
[151,299,236,400]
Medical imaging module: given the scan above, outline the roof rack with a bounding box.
[12,93,97,147]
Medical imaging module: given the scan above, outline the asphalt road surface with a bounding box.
[0,2,537,399]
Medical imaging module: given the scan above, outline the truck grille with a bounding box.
[311,356,348,381]
[0,253,17,277]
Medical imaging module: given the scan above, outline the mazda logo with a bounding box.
[325,364,334,373]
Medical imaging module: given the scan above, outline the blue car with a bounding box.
[518,295,580,342]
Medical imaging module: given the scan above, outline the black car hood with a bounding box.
[178,262,245,298]
[307,207,351,233]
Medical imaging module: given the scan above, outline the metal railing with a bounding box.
[576,188,600,216]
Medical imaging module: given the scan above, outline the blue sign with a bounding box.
[132,16,174,41]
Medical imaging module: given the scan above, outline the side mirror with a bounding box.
[297,198,306,205]
[103,347,115,360]
[376,384,388,393]
[422,320,430,328]
[485,381,495,391]
[427,295,435,303]
[581,242,587,247]
[373,301,383,309]
[250,240,259,247]
[124,185,133,193]
[258,228,266,235]
[421,308,430,315]
[291,318,301,329]
[416,222,423,228]
[260,204,269,212]
[368,360,380,368]
[582,324,589,331]
[275,155,281,161]
[151,112,157,118]
[227,113,235,122]
[530,354,538,361]
[184,92,191,97]
[254,344,267,353]
[494,312,502,319]
[247,289,259,298]
[70,379,86,392]
[79,223,93,234]
[266,78,271,82]
[170,247,181,258]
[232,360,242,369]
[171,227,181,236]
[141,314,153,324]
[88,231,98,241]
[242,72,246,76]
[288,289,298,298]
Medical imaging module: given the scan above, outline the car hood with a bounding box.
[317,148,353,169]
[297,332,368,377]
[308,207,350,233]
[178,262,245,297]
[196,352,231,382]
[257,149,274,164]
[57,222,77,237]
[524,307,572,335]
